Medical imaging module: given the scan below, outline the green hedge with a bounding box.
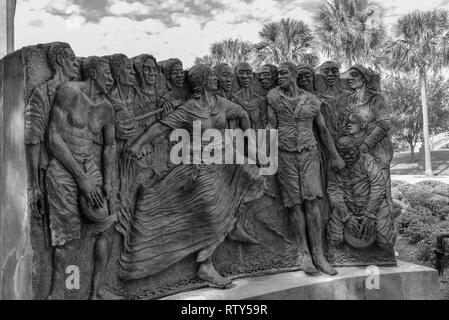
[394,180,449,265]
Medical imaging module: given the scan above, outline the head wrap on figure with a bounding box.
[349,64,376,91]
[297,64,316,92]
[321,61,340,72]
[188,64,212,99]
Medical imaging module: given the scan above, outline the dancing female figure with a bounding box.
[121,64,265,287]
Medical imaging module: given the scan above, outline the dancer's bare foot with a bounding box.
[299,254,319,275]
[197,262,232,288]
[313,254,338,276]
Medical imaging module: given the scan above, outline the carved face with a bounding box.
[143,58,158,86]
[206,69,218,91]
[297,69,313,91]
[236,64,252,88]
[118,59,135,86]
[170,63,184,88]
[348,69,365,90]
[259,66,273,90]
[348,121,361,135]
[339,146,359,167]
[95,62,114,94]
[217,65,232,92]
[322,63,340,87]
[62,48,79,80]
[277,65,295,89]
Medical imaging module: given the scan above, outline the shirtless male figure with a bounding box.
[46,56,118,300]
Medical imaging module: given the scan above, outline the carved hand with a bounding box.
[359,216,376,240]
[140,144,153,156]
[163,102,175,114]
[127,142,143,158]
[331,155,346,171]
[347,216,360,237]
[79,178,104,209]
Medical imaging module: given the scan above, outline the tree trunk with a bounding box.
[345,47,353,70]
[409,142,415,162]
[419,69,433,176]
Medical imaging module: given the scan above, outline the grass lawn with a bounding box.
[391,150,449,176]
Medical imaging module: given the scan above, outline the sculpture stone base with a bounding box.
[163,261,440,300]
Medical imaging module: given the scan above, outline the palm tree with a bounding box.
[255,18,319,66]
[314,0,385,70]
[208,39,255,68]
[193,55,218,66]
[387,9,449,176]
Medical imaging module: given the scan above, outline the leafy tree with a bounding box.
[209,39,255,68]
[384,75,422,160]
[314,0,386,70]
[255,18,318,66]
[386,9,449,175]
[384,74,449,161]
[193,55,218,66]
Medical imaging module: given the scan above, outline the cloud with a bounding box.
[14,0,449,67]
[29,19,44,27]
[107,0,150,15]
[65,14,86,30]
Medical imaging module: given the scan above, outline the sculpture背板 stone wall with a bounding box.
[0,42,397,300]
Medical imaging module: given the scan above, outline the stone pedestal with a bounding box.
[0,0,16,58]
[0,49,33,300]
[163,261,440,300]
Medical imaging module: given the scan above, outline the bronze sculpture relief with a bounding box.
[297,65,317,94]
[317,61,352,138]
[122,64,264,287]
[45,56,118,299]
[214,63,234,100]
[267,61,345,275]
[162,58,189,105]
[232,62,266,130]
[19,42,396,299]
[328,136,395,250]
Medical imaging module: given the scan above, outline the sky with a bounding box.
[14,0,449,67]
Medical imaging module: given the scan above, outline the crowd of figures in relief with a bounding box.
[23,42,396,300]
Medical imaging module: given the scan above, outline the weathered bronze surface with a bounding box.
[8,42,396,299]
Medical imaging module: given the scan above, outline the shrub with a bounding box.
[397,181,449,220]
[415,221,449,265]
[392,180,449,265]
